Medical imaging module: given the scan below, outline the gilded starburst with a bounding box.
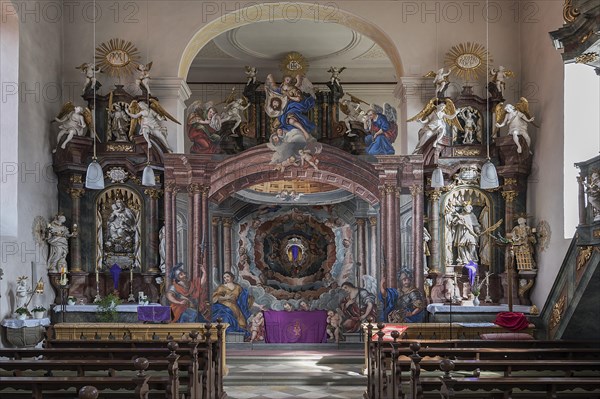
[445,42,492,82]
[280,52,309,76]
[95,38,140,78]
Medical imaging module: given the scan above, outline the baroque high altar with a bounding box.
[49,45,538,340]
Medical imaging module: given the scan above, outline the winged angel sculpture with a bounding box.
[409,98,462,154]
[127,99,180,152]
[495,97,536,154]
[52,101,96,153]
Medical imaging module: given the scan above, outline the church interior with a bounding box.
[1,0,599,398]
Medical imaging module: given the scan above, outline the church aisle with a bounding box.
[224,346,366,399]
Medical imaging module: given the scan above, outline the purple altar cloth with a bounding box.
[263,310,328,343]
[137,305,171,322]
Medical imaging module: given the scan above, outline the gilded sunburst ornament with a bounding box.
[95,39,140,78]
[280,52,309,76]
[445,42,492,82]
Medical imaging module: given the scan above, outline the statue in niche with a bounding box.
[443,203,456,266]
[380,269,425,323]
[495,97,536,154]
[106,199,136,253]
[340,281,377,333]
[451,203,482,265]
[107,103,132,142]
[508,217,537,270]
[46,213,77,272]
[167,263,206,323]
[158,226,166,273]
[410,98,462,154]
[458,107,482,144]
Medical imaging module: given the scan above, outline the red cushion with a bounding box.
[494,312,530,331]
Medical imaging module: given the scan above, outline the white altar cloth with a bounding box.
[427,303,533,315]
[1,317,51,329]
[53,303,162,313]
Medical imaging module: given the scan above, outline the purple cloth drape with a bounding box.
[263,310,328,343]
[137,306,171,322]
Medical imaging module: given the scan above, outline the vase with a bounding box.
[473,296,480,306]
[33,311,44,319]
[16,314,27,320]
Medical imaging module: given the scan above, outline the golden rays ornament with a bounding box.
[445,42,492,82]
[95,39,140,78]
[280,52,309,76]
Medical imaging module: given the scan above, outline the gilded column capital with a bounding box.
[503,177,517,187]
[69,174,83,184]
[368,217,377,226]
[383,184,397,195]
[200,184,211,197]
[356,218,366,226]
[165,182,177,193]
[212,216,222,226]
[144,188,163,199]
[188,183,201,194]
[409,184,423,197]
[68,188,86,199]
[222,217,233,227]
[501,190,518,203]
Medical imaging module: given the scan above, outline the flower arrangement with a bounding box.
[95,293,122,322]
[15,307,30,316]
[67,296,76,304]
[32,305,47,312]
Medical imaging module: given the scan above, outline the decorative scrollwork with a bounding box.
[563,0,580,23]
[501,191,518,203]
[106,143,135,152]
[549,294,566,331]
[453,148,481,157]
[575,52,599,64]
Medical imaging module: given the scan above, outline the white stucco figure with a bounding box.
[495,97,536,154]
[136,62,153,94]
[584,172,600,221]
[327,66,346,86]
[245,66,257,85]
[410,98,462,154]
[127,99,180,152]
[52,102,95,153]
[46,214,77,272]
[425,68,451,97]
[75,62,101,93]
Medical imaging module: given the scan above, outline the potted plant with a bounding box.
[15,307,30,320]
[32,305,46,319]
[95,293,122,322]
[67,296,76,305]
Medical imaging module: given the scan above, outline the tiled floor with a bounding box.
[224,346,366,399]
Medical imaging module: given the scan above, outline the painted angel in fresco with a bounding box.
[127,99,180,152]
[187,100,222,154]
[410,98,462,154]
[379,269,425,323]
[211,271,253,338]
[340,281,377,333]
[495,97,536,154]
[220,97,250,135]
[364,103,398,155]
[52,101,95,153]
[167,263,207,323]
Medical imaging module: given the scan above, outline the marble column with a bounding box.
[356,218,367,276]
[394,188,401,276]
[369,217,378,277]
[164,183,175,290]
[189,183,200,280]
[201,185,210,269]
[577,175,587,225]
[383,185,397,288]
[411,184,424,292]
[428,189,442,274]
[144,188,162,273]
[171,186,180,268]
[68,187,85,272]
[211,217,221,275]
[223,217,233,273]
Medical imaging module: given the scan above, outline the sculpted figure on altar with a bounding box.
[410,98,462,154]
[509,217,537,270]
[364,104,398,155]
[380,269,425,323]
[451,203,482,265]
[495,97,536,154]
[106,199,136,252]
[211,272,254,338]
[340,281,377,333]
[46,213,77,272]
[127,99,179,152]
[167,263,207,323]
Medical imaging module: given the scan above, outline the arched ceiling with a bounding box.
[188,20,395,83]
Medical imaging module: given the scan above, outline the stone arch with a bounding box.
[208,145,381,206]
[177,2,404,80]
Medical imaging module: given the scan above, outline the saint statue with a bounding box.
[46,214,77,272]
[451,204,482,265]
[106,199,136,252]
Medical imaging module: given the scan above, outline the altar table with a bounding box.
[263,310,328,343]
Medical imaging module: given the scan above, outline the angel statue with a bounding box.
[187,100,222,154]
[127,99,180,152]
[220,97,250,135]
[584,171,600,221]
[410,98,462,154]
[339,94,367,135]
[424,68,451,98]
[495,97,536,154]
[244,66,257,85]
[364,104,398,155]
[488,65,514,98]
[51,101,95,153]
[75,62,101,93]
[136,62,153,95]
[327,66,346,86]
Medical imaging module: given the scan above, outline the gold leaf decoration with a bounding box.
[445,42,492,82]
[95,39,140,78]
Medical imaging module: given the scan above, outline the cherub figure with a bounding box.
[326,310,342,342]
[425,68,451,98]
[249,311,265,342]
[220,97,250,135]
[495,97,536,154]
[410,98,462,154]
[52,101,95,153]
[327,66,346,86]
[127,99,180,152]
[298,149,319,170]
[136,62,153,94]
[489,66,513,97]
[244,66,257,85]
[75,62,101,93]
[15,276,31,309]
